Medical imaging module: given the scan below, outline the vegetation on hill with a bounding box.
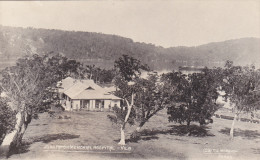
[0,25,259,70]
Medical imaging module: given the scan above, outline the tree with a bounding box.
[108,55,169,144]
[221,62,260,139]
[84,65,96,80]
[98,68,116,84]
[83,65,116,84]
[114,54,149,81]
[130,73,169,138]
[165,69,220,130]
[0,53,82,155]
[109,73,169,144]
[107,77,137,145]
[108,55,150,145]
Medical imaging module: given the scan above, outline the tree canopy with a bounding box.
[220,61,260,139]
[164,69,220,126]
[0,53,83,152]
[114,54,149,82]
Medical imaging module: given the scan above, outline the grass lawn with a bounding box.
[6,109,260,160]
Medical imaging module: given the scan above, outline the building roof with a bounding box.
[72,90,121,100]
[103,86,117,93]
[64,82,86,99]
[57,77,76,92]
[58,77,102,92]
[59,77,121,100]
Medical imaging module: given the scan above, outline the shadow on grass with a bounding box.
[66,111,96,116]
[219,128,260,140]
[125,124,214,143]
[31,123,48,126]
[252,148,260,154]
[12,133,80,155]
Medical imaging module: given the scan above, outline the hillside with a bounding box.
[0,25,259,70]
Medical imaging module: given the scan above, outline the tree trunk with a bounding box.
[0,112,23,157]
[0,133,6,145]
[118,93,135,145]
[136,121,145,131]
[230,113,238,140]
[0,111,31,157]
[186,120,191,136]
[9,122,29,153]
[187,120,191,127]
[118,125,126,145]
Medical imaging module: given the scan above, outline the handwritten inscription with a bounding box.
[203,148,238,154]
[44,145,132,153]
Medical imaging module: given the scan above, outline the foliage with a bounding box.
[221,62,260,114]
[114,54,149,82]
[108,55,150,129]
[109,55,171,140]
[107,105,136,127]
[133,73,169,127]
[165,69,220,126]
[216,61,260,139]
[0,53,84,150]
[1,25,260,72]
[108,74,140,126]
[109,73,168,127]
[0,53,83,116]
[0,99,16,145]
[83,65,116,84]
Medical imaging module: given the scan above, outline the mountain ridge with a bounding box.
[0,25,259,70]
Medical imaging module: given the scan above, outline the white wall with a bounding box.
[111,100,120,108]
[62,99,120,111]
[104,100,111,109]
[89,100,96,110]
[72,100,80,110]
[64,100,72,111]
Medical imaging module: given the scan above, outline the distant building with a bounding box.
[57,77,121,111]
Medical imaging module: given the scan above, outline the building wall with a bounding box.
[81,100,90,110]
[72,100,80,110]
[111,100,121,108]
[62,98,120,111]
[90,100,96,110]
[104,100,111,109]
[62,98,72,111]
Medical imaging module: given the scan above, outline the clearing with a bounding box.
[5,109,260,160]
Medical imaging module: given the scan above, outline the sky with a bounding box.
[0,0,259,47]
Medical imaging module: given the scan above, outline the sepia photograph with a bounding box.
[0,0,259,160]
